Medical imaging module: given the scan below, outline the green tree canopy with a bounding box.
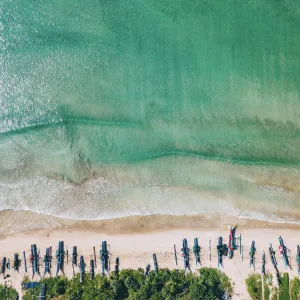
[22,267,233,300]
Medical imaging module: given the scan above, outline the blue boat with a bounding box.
[99,241,109,276]
[79,256,85,283]
[56,241,65,276]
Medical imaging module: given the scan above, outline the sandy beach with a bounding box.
[0,210,300,299]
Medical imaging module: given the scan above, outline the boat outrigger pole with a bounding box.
[79,256,85,284]
[40,283,46,299]
[193,238,201,266]
[23,251,27,273]
[278,236,290,269]
[56,241,65,276]
[297,245,300,276]
[49,247,52,270]
[228,227,234,259]
[72,246,77,276]
[153,253,158,274]
[262,251,266,276]
[90,259,95,281]
[174,244,178,266]
[249,241,256,269]
[181,238,190,271]
[100,241,109,276]
[93,246,97,268]
[115,257,119,276]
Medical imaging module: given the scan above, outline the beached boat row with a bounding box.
[1,227,300,294]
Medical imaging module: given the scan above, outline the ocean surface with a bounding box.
[1,0,300,222]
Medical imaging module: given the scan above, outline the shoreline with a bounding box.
[4,206,300,225]
[1,209,300,236]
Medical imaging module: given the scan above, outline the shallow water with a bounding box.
[1,0,300,221]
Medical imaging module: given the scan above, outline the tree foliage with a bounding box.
[290,277,300,300]
[22,267,233,300]
[245,273,262,300]
[279,273,290,300]
[0,284,18,300]
[263,275,271,300]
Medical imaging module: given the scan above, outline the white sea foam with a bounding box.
[0,172,299,226]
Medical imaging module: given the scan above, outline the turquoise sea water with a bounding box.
[1,0,300,221]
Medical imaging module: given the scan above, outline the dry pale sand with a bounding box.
[0,210,300,299]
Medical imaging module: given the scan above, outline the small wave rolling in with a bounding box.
[0,0,300,223]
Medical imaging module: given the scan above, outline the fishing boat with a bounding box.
[115,257,119,276]
[193,238,201,266]
[249,241,256,269]
[30,244,40,279]
[1,257,6,276]
[228,227,234,259]
[144,264,150,277]
[278,236,289,269]
[269,243,277,267]
[269,243,280,284]
[153,253,158,274]
[261,251,266,276]
[72,246,78,276]
[56,241,65,276]
[99,241,109,276]
[217,237,227,268]
[181,238,190,271]
[79,256,85,283]
[43,247,52,277]
[13,254,20,272]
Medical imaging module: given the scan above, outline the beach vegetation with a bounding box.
[290,277,300,300]
[247,272,294,300]
[22,267,232,299]
[23,276,69,300]
[271,286,279,300]
[279,273,290,300]
[245,273,262,300]
[263,274,272,300]
[0,284,18,299]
